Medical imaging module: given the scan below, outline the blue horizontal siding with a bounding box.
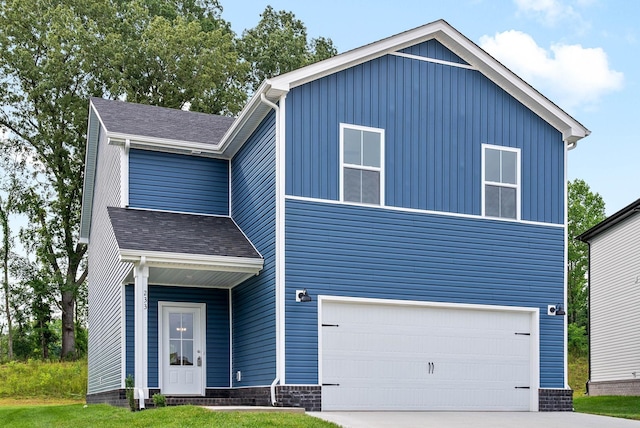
[399,39,469,64]
[230,111,277,387]
[284,198,565,388]
[285,52,564,224]
[129,149,229,215]
[141,285,230,388]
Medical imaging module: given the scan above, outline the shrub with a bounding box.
[152,393,166,407]
[125,374,135,411]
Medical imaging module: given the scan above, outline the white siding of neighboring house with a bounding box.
[590,213,640,382]
[87,122,131,394]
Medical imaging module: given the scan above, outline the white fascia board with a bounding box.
[107,132,224,157]
[119,249,263,273]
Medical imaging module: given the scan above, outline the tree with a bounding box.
[567,179,606,327]
[0,0,245,359]
[239,5,338,91]
[97,0,248,114]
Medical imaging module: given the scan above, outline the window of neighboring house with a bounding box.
[482,144,520,220]
[340,124,384,205]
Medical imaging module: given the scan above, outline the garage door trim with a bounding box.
[317,295,540,411]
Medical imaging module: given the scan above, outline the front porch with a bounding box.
[108,207,264,401]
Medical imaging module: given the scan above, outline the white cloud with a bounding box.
[514,0,581,26]
[513,0,591,34]
[479,30,623,111]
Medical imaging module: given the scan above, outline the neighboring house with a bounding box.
[80,20,589,412]
[577,198,640,396]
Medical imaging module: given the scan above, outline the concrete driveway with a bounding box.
[308,411,640,428]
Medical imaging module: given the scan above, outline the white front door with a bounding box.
[160,302,206,395]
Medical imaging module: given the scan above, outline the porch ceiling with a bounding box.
[124,265,257,288]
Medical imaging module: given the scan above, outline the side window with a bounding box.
[482,144,520,220]
[340,124,384,205]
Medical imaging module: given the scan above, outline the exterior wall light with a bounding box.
[296,289,312,302]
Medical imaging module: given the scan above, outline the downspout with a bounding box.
[260,93,281,406]
[567,141,578,151]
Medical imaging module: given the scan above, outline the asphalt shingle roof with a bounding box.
[107,207,261,259]
[91,97,235,145]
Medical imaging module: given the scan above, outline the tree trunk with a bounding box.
[0,204,12,360]
[61,289,75,359]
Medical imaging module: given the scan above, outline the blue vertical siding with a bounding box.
[400,39,469,64]
[284,198,565,388]
[125,285,134,379]
[129,149,229,215]
[138,285,230,388]
[230,111,277,387]
[285,52,564,224]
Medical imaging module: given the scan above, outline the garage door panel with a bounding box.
[321,300,534,411]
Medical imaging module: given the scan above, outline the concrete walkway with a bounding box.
[308,411,640,428]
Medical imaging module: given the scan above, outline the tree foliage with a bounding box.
[567,179,606,328]
[239,5,338,91]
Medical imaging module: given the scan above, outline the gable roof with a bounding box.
[107,207,261,259]
[221,19,589,155]
[576,198,640,242]
[90,97,235,153]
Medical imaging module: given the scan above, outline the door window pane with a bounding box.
[181,313,193,339]
[169,313,181,339]
[181,340,194,365]
[169,339,181,365]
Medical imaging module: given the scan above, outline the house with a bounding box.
[80,19,589,411]
[577,198,640,396]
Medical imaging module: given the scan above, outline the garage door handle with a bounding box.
[322,383,340,386]
[428,362,434,374]
[515,386,530,389]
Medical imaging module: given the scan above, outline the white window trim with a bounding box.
[481,144,521,220]
[339,123,385,206]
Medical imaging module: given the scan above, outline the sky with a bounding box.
[222,0,638,215]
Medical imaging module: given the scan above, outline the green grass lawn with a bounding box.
[0,404,338,428]
[574,396,640,420]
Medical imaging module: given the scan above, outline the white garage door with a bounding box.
[320,299,536,411]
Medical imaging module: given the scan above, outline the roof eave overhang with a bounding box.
[119,249,264,274]
[107,132,225,158]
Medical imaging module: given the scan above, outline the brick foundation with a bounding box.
[86,386,315,410]
[588,379,640,396]
[538,388,573,411]
[275,385,322,411]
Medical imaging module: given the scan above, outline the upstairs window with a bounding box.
[340,124,384,205]
[482,144,520,220]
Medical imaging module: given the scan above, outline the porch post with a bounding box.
[133,258,149,399]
